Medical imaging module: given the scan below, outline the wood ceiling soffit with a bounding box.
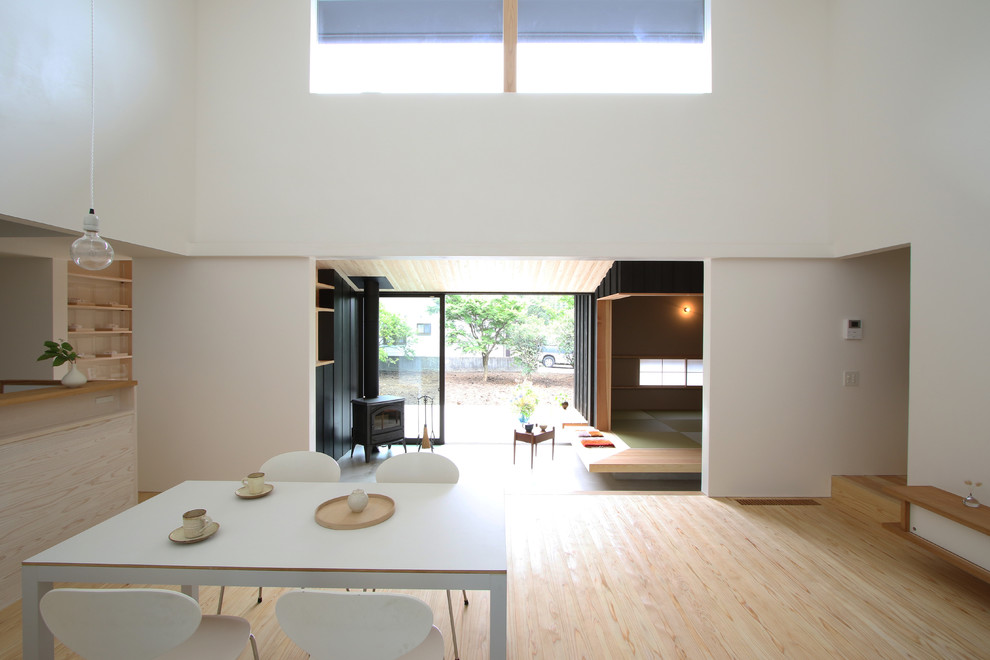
[316,259,613,293]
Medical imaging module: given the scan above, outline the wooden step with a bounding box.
[568,427,701,474]
[831,475,906,524]
[588,448,702,473]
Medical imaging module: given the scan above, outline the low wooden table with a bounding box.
[514,428,555,468]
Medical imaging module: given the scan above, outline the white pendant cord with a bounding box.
[69,0,113,270]
[89,0,96,213]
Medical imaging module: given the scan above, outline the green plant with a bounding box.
[445,295,525,381]
[378,307,416,365]
[553,392,570,407]
[37,340,78,367]
[511,380,539,422]
[506,319,545,376]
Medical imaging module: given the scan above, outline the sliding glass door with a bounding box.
[377,296,442,444]
[379,293,576,445]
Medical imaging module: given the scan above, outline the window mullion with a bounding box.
[504,0,517,92]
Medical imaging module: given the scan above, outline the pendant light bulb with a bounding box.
[70,210,114,270]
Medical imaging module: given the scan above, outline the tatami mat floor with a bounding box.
[610,409,703,449]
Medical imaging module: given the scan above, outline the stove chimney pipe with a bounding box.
[363,278,380,399]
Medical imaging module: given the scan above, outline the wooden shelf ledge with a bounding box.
[882,485,990,536]
[882,484,990,584]
[0,380,137,407]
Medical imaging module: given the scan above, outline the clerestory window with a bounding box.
[311,0,710,93]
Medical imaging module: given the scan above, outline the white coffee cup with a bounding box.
[182,508,212,539]
[242,472,266,495]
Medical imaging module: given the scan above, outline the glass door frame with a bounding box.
[379,292,447,445]
[380,291,579,446]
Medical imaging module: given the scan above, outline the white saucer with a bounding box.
[169,521,220,544]
[235,483,274,499]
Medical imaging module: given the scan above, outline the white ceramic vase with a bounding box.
[347,489,369,513]
[61,364,87,388]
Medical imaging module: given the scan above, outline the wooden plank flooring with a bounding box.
[4,493,990,659]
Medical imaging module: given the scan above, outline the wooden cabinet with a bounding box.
[316,268,335,366]
[67,261,133,381]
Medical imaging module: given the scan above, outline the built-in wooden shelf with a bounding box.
[69,330,132,335]
[882,484,990,584]
[316,268,335,366]
[68,272,133,283]
[883,485,990,536]
[67,261,133,381]
[68,304,132,311]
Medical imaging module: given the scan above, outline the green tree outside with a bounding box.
[379,308,415,364]
[444,295,524,381]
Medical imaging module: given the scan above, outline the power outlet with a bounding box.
[843,371,859,387]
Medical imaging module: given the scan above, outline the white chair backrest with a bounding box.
[276,590,434,660]
[259,450,341,482]
[375,452,459,484]
[40,588,201,660]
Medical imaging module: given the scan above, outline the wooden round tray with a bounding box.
[315,494,395,530]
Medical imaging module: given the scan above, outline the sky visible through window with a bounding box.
[310,41,710,93]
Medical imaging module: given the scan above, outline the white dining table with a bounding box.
[22,480,508,659]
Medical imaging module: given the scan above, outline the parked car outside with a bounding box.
[538,346,572,368]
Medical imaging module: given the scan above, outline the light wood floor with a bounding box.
[4,493,990,659]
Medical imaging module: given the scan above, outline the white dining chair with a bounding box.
[375,451,466,660]
[260,449,342,482]
[218,450,341,613]
[40,587,260,660]
[276,590,443,660]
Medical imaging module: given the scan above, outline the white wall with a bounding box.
[3,0,987,515]
[0,257,54,379]
[190,0,833,259]
[0,0,196,254]
[827,1,990,560]
[705,250,909,497]
[133,257,314,491]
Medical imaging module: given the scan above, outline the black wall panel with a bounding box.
[574,293,594,422]
[595,261,703,298]
[316,271,361,459]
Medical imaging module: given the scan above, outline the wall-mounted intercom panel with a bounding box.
[843,319,863,340]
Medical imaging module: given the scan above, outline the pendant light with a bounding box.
[70,0,114,271]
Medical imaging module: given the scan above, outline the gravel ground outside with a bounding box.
[379,369,574,407]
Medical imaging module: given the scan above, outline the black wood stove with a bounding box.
[351,395,405,461]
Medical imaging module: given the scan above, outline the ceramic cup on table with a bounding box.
[242,472,266,495]
[182,508,212,539]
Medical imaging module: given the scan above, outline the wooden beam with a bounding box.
[504,0,517,92]
[595,299,612,431]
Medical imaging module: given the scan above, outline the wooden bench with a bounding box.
[882,484,990,583]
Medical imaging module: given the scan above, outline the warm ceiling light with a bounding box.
[70,0,114,271]
[682,306,691,314]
